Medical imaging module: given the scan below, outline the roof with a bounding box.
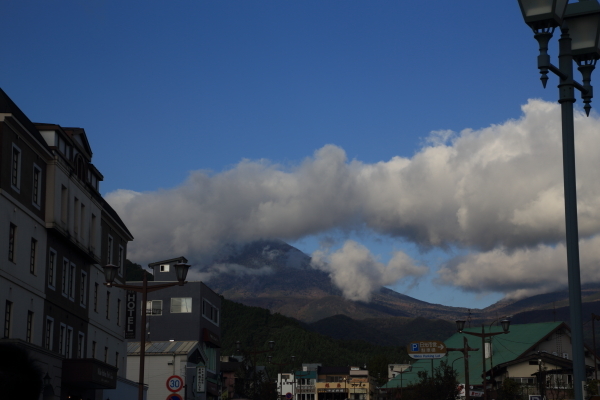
[295,371,317,379]
[383,321,565,388]
[127,340,198,356]
[149,257,189,267]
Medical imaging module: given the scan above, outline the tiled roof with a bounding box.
[127,340,198,355]
[383,321,565,388]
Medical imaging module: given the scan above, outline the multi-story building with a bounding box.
[126,257,222,400]
[315,366,374,400]
[0,88,134,399]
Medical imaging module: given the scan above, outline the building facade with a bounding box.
[126,257,222,400]
[0,88,134,399]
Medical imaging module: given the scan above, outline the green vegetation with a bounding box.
[125,259,154,281]
[221,298,408,381]
[401,360,459,400]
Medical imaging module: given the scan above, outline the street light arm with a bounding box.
[104,281,186,293]
[459,330,509,339]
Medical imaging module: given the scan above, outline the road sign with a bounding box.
[285,393,293,399]
[166,394,183,400]
[166,375,184,392]
[407,340,448,359]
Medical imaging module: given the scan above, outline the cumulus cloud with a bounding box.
[311,240,428,301]
[106,99,600,298]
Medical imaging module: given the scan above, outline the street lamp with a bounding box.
[516,1,600,399]
[236,339,275,400]
[389,365,413,399]
[456,319,509,400]
[102,262,190,400]
[447,336,480,400]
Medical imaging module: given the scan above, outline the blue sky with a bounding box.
[4,1,599,309]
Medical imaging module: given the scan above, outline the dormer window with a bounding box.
[160,264,170,272]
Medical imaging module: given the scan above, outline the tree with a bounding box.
[496,378,522,400]
[368,354,392,387]
[125,259,154,281]
[403,361,460,400]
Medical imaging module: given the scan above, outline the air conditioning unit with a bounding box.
[563,353,569,359]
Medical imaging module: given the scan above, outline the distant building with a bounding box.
[0,87,135,399]
[383,321,598,399]
[315,366,375,400]
[126,257,222,400]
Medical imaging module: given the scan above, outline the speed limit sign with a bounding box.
[166,375,184,392]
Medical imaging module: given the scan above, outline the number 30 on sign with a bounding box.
[166,375,184,392]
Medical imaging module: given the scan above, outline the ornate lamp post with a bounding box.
[456,319,510,400]
[516,1,600,398]
[102,262,190,400]
[236,339,275,400]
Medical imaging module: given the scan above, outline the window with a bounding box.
[11,144,21,191]
[117,299,121,326]
[59,324,66,355]
[45,317,54,350]
[78,332,85,358]
[48,249,57,289]
[26,311,34,342]
[106,291,111,319]
[60,185,68,224]
[104,347,108,363]
[92,341,96,358]
[80,271,87,307]
[115,351,119,368]
[202,299,219,326]
[69,263,76,300]
[160,264,169,272]
[118,245,124,276]
[203,342,217,372]
[94,283,99,312]
[30,238,37,275]
[4,301,12,338]
[61,258,69,297]
[145,300,162,316]
[8,223,16,263]
[107,235,113,264]
[66,327,73,358]
[32,165,42,207]
[91,214,97,249]
[171,298,192,313]
[80,203,85,238]
[74,197,79,235]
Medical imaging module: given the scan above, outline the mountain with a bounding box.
[200,240,600,329]
[202,240,474,323]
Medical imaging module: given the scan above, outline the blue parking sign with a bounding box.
[411,343,419,351]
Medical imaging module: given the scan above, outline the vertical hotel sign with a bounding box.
[125,290,137,339]
[197,366,206,392]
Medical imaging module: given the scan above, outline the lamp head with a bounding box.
[500,319,511,333]
[456,320,466,332]
[268,340,275,350]
[517,0,569,30]
[102,264,119,286]
[235,340,241,353]
[564,0,600,62]
[173,263,190,285]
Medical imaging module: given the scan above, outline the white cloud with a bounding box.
[106,99,600,298]
[311,240,428,302]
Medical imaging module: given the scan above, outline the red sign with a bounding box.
[166,375,184,392]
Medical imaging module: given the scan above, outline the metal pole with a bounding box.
[481,325,486,400]
[464,337,471,400]
[594,314,598,380]
[138,271,148,400]
[557,25,586,400]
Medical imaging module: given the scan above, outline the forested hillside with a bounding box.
[221,298,409,384]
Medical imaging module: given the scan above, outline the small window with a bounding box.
[78,332,85,358]
[32,165,42,208]
[171,298,192,313]
[61,258,69,297]
[104,347,108,363]
[26,311,34,342]
[106,291,111,320]
[60,185,68,224]
[45,317,54,350]
[48,249,57,289]
[30,238,37,275]
[66,327,73,358]
[107,235,113,264]
[80,271,87,307]
[74,198,79,235]
[4,301,12,338]
[8,223,16,263]
[59,324,66,355]
[69,263,76,300]
[118,246,124,276]
[145,300,162,316]
[11,144,21,191]
[92,341,96,358]
[202,299,219,326]
[160,264,169,272]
